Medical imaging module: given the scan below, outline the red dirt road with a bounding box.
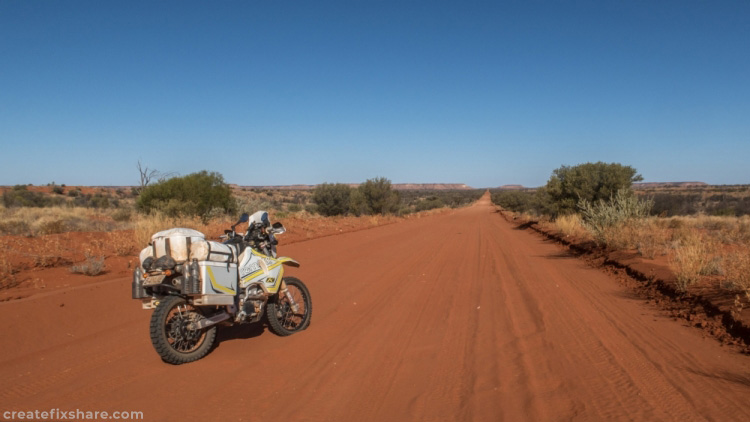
[2,194,750,421]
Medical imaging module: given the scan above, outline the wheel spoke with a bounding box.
[279,295,303,330]
[164,302,206,353]
[266,279,311,337]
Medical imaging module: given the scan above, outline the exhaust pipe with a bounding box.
[188,312,231,330]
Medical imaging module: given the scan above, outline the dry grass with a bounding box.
[659,216,750,292]
[0,255,14,288]
[670,233,722,292]
[664,215,750,245]
[722,251,750,292]
[555,214,589,239]
[31,236,71,267]
[560,215,669,258]
[671,234,709,292]
[70,252,105,276]
[633,221,670,259]
[599,223,635,250]
[0,205,132,236]
[35,216,68,235]
[108,231,136,256]
[133,212,229,248]
[0,218,31,235]
[134,213,180,248]
[546,211,749,293]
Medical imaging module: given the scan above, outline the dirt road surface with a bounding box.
[2,193,750,421]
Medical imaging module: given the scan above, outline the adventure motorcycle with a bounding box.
[131,211,312,364]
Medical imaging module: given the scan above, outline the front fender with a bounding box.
[276,257,300,267]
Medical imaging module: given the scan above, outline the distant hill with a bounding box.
[238,183,475,191]
[232,184,317,190]
[488,182,711,191]
[634,182,708,188]
[391,183,473,190]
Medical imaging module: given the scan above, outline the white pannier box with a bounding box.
[199,261,238,295]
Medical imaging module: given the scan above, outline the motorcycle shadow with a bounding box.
[214,323,267,346]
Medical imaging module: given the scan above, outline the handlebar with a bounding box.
[220,215,285,254]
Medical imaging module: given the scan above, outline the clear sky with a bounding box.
[1,0,748,188]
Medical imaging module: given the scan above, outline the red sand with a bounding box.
[1,193,749,421]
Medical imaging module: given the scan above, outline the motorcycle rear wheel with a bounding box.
[267,277,312,336]
[150,295,216,364]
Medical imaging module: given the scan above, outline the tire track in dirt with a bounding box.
[481,207,704,420]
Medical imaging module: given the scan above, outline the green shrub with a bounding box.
[545,162,643,215]
[578,189,653,245]
[415,197,445,212]
[399,190,483,209]
[72,193,112,209]
[136,171,236,222]
[397,206,413,216]
[491,189,554,216]
[287,203,302,213]
[354,177,400,216]
[492,191,534,213]
[349,189,368,216]
[111,208,132,222]
[2,185,64,207]
[312,183,352,216]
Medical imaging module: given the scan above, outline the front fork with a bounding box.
[279,280,300,314]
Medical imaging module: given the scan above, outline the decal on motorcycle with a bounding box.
[207,267,236,295]
[266,267,284,292]
[239,257,276,279]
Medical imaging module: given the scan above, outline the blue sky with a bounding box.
[1,0,748,188]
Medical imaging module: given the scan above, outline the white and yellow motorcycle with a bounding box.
[131,211,312,364]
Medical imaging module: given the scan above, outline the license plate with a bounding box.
[144,274,166,286]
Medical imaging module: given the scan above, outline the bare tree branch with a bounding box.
[136,160,159,195]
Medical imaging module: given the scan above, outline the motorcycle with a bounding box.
[131,211,312,364]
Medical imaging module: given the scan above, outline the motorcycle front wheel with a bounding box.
[267,277,312,336]
[149,295,216,364]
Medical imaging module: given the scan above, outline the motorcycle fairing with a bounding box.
[239,249,299,293]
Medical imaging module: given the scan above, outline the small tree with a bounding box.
[312,183,352,216]
[134,160,158,195]
[354,177,400,215]
[136,171,236,221]
[545,162,643,215]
